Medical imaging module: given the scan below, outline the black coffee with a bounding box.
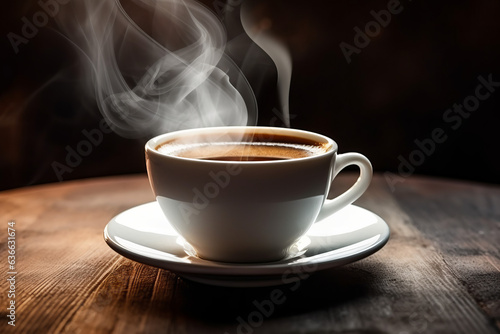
[156,132,330,161]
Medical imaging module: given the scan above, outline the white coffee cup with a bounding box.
[145,126,372,263]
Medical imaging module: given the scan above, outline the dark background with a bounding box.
[1,0,499,191]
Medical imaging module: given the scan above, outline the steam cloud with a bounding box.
[54,0,258,138]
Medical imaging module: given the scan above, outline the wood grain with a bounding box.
[0,174,498,334]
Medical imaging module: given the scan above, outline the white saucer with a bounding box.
[104,202,390,287]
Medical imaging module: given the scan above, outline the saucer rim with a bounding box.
[103,202,390,277]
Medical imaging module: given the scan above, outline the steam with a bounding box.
[240,2,292,127]
[54,0,257,138]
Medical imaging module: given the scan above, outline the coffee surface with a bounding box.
[156,132,330,161]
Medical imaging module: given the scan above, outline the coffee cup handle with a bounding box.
[315,153,373,222]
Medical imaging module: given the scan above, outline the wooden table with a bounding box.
[1,173,499,334]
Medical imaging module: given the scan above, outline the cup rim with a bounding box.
[145,126,337,164]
